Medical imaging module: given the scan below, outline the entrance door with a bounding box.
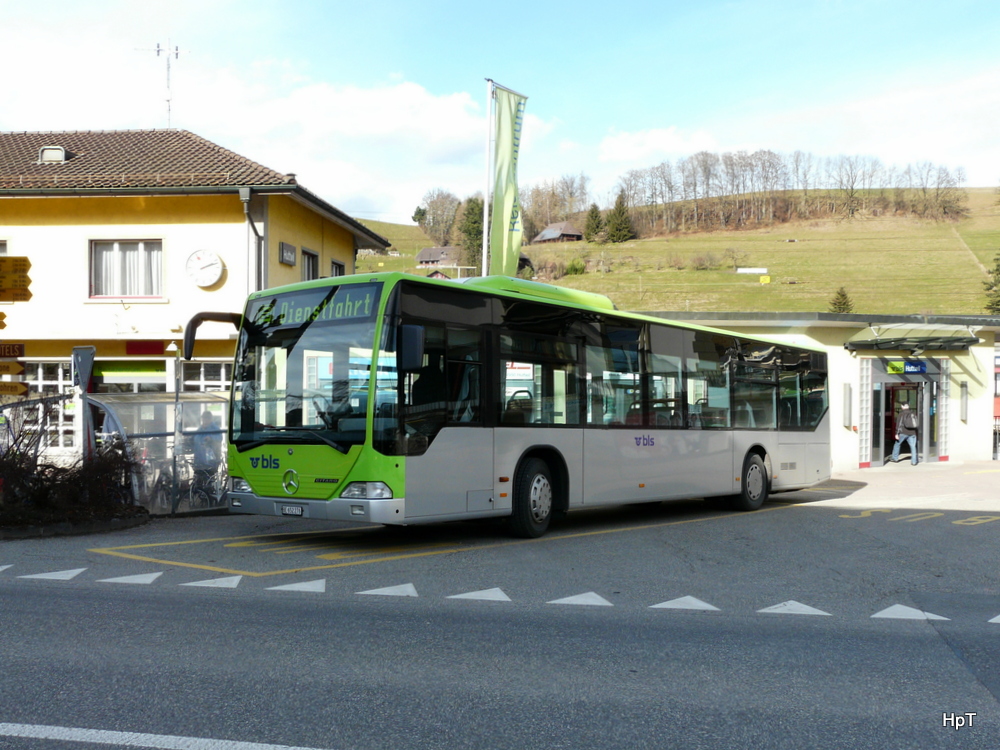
[882,384,920,464]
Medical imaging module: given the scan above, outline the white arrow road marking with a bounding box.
[18,568,87,581]
[988,614,1000,624]
[758,600,832,616]
[650,596,720,611]
[98,573,164,585]
[871,604,949,620]
[180,575,243,589]
[0,565,13,574]
[547,592,613,607]
[0,721,338,749]
[357,583,418,597]
[266,579,327,593]
[447,587,511,601]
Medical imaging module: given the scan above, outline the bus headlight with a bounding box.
[341,481,393,500]
[230,477,251,493]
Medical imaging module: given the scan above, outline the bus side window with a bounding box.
[685,331,731,429]
[649,325,685,429]
[446,328,482,424]
[404,326,448,439]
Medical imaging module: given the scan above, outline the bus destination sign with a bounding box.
[249,284,380,328]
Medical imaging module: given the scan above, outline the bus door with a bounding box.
[403,324,495,519]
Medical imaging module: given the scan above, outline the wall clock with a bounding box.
[186,250,224,288]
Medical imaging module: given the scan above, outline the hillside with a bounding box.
[360,188,1000,315]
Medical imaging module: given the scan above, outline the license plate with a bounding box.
[281,505,304,516]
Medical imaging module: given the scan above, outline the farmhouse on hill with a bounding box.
[531,221,583,244]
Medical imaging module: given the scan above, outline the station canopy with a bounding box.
[844,324,981,353]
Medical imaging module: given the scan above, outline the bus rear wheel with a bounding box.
[509,457,553,538]
[731,453,768,511]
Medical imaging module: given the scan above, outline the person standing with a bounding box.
[192,410,222,483]
[890,403,919,465]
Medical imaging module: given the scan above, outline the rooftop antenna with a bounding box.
[140,41,180,127]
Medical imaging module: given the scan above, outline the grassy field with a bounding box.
[359,188,1000,315]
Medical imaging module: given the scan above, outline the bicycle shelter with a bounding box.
[88,392,229,515]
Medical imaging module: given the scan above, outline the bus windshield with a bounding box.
[231,282,382,452]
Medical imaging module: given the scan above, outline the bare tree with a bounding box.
[418,188,461,246]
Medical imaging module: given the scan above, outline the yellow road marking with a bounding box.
[89,505,792,577]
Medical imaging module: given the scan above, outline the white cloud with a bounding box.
[716,68,1000,186]
[598,126,718,164]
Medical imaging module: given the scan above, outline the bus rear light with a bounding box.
[341,481,392,500]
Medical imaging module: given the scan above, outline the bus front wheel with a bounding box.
[732,453,768,511]
[509,457,553,538]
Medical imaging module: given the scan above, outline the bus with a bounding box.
[184,273,829,537]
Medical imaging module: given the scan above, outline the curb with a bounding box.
[0,513,151,541]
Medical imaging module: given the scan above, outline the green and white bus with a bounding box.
[185,273,829,537]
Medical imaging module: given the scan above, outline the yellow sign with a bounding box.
[0,273,30,288]
[0,382,28,396]
[0,288,31,302]
[0,361,24,375]
[0,257,30,274]
[760,275,771,284]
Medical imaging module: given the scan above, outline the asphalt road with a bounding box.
[1,460,998,749]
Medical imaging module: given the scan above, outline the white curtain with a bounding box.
[92,241,161,296]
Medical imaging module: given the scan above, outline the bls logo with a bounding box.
[249,455,281,469]
[634,435,655,447]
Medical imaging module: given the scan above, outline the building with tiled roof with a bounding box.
[0,129,389,459]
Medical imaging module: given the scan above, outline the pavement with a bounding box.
[819,459,1000,512]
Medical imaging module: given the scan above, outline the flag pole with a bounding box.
[481,78,494,277]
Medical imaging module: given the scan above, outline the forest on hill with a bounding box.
[411,149,970,259]
[362,187,1000,316]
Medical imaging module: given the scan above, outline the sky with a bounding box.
[3,0,1000,224]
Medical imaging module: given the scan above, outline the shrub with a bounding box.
[692,253,720,271]
[1,412,141,527]
[565,257,587,275]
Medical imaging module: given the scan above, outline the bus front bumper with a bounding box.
[228,493,406,524]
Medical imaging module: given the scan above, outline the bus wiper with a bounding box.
[264,426,350,455]
[234,439,268,453]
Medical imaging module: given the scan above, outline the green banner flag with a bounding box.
[488,86,527,276]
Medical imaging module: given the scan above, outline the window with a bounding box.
[685,331,732,429]
[331,260,345,277]
[21,362,75,447]
[182,361,233,393]
[586,322,641,426]
[402,325,486,447]
[778,350,828,429]
[302,249,319,281]
[647,326,686,428]
[90,240,162,297]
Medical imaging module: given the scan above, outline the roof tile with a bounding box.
[0,129,292,189]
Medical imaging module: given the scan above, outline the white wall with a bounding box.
[4,221,251,342]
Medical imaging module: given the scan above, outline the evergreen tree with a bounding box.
[984,251,1000,314]
[583,203,604,242]
[456,196,485,275]
[829,286,855,313]
[605,191,636,243]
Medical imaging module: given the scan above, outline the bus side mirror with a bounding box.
[399,324,425,373]
[184,312,242,360]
